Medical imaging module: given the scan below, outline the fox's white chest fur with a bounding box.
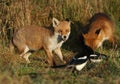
[48,34,64,51]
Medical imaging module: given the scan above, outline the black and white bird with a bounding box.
[52,49,108,71]
[67,45,108,71]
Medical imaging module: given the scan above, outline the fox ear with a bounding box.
[68,21,71,26]
[95,28,101,35]
[82,33,87,38]
[52,17,60,27]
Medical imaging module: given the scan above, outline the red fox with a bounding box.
[83,13,114,49]
[13,18,71,66]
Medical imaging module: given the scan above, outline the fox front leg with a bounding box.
[54,47,66,64]
[45,48,56,66]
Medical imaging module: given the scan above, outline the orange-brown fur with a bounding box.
[13,18,71,66]
[83,13,114,49]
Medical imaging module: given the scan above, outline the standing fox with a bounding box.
[13,18,71,66]
[83,13,114,49]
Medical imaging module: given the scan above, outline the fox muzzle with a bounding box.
[58,35,68,42]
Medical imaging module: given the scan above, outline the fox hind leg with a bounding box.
[20,46,29,56]
[19,46,31,63]
[23,52,31,63]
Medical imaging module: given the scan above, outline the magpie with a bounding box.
[67,45,108,71]
[51,51,108,71]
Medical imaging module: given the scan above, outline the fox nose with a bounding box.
[63,36,66,39]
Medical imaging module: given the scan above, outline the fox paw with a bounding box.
[63,60,66,64]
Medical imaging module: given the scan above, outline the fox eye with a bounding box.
[66,30,69,33]
[58,30,62,33]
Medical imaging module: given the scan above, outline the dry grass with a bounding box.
[0,0,120,47]
[0,0,120,84]
[0,46,120,84]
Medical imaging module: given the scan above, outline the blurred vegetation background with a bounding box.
[0,0,120,49]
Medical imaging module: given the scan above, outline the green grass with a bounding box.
[0,0,120,84]
[0,45,120,84]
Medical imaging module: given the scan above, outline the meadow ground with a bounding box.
[0,0,120,84]
[0,31,120,84]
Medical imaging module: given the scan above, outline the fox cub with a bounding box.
[13,18,71,66]
[83,13,114,49]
